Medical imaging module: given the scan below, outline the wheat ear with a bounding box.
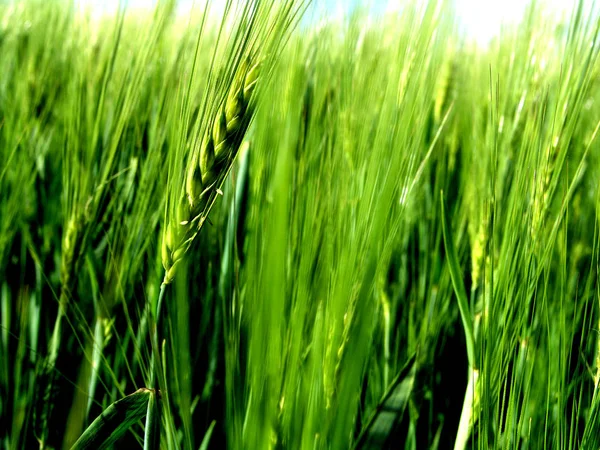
[161,57,260,285]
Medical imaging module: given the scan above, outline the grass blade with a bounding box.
[71,388,152,450]
[440,191,475,369]
[198,420,217,450]
[354,355,417,449]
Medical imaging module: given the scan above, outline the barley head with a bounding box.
[162,57,261,285]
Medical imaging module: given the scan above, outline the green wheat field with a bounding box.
[2,0,600,448]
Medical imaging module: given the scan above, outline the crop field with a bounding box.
[1,0,600,448]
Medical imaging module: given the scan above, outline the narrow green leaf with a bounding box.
[198,421,216,450]
[71,388,152,450]
[354,355,417,450]
[581,393,600,448]
[440,191,475,369]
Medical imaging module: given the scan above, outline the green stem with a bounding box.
[146,282,167,450]
[454,368,479,450]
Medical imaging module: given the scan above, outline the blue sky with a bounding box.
[78,0,581,43]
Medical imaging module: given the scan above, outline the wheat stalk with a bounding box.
[34,213,85,446]
[144,56,262,450]
[469,206,489,292]
[530,138,559,240]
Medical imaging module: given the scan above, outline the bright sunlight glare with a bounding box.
[77,0,583,44]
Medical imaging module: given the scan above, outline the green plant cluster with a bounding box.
[1,1,600,449]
